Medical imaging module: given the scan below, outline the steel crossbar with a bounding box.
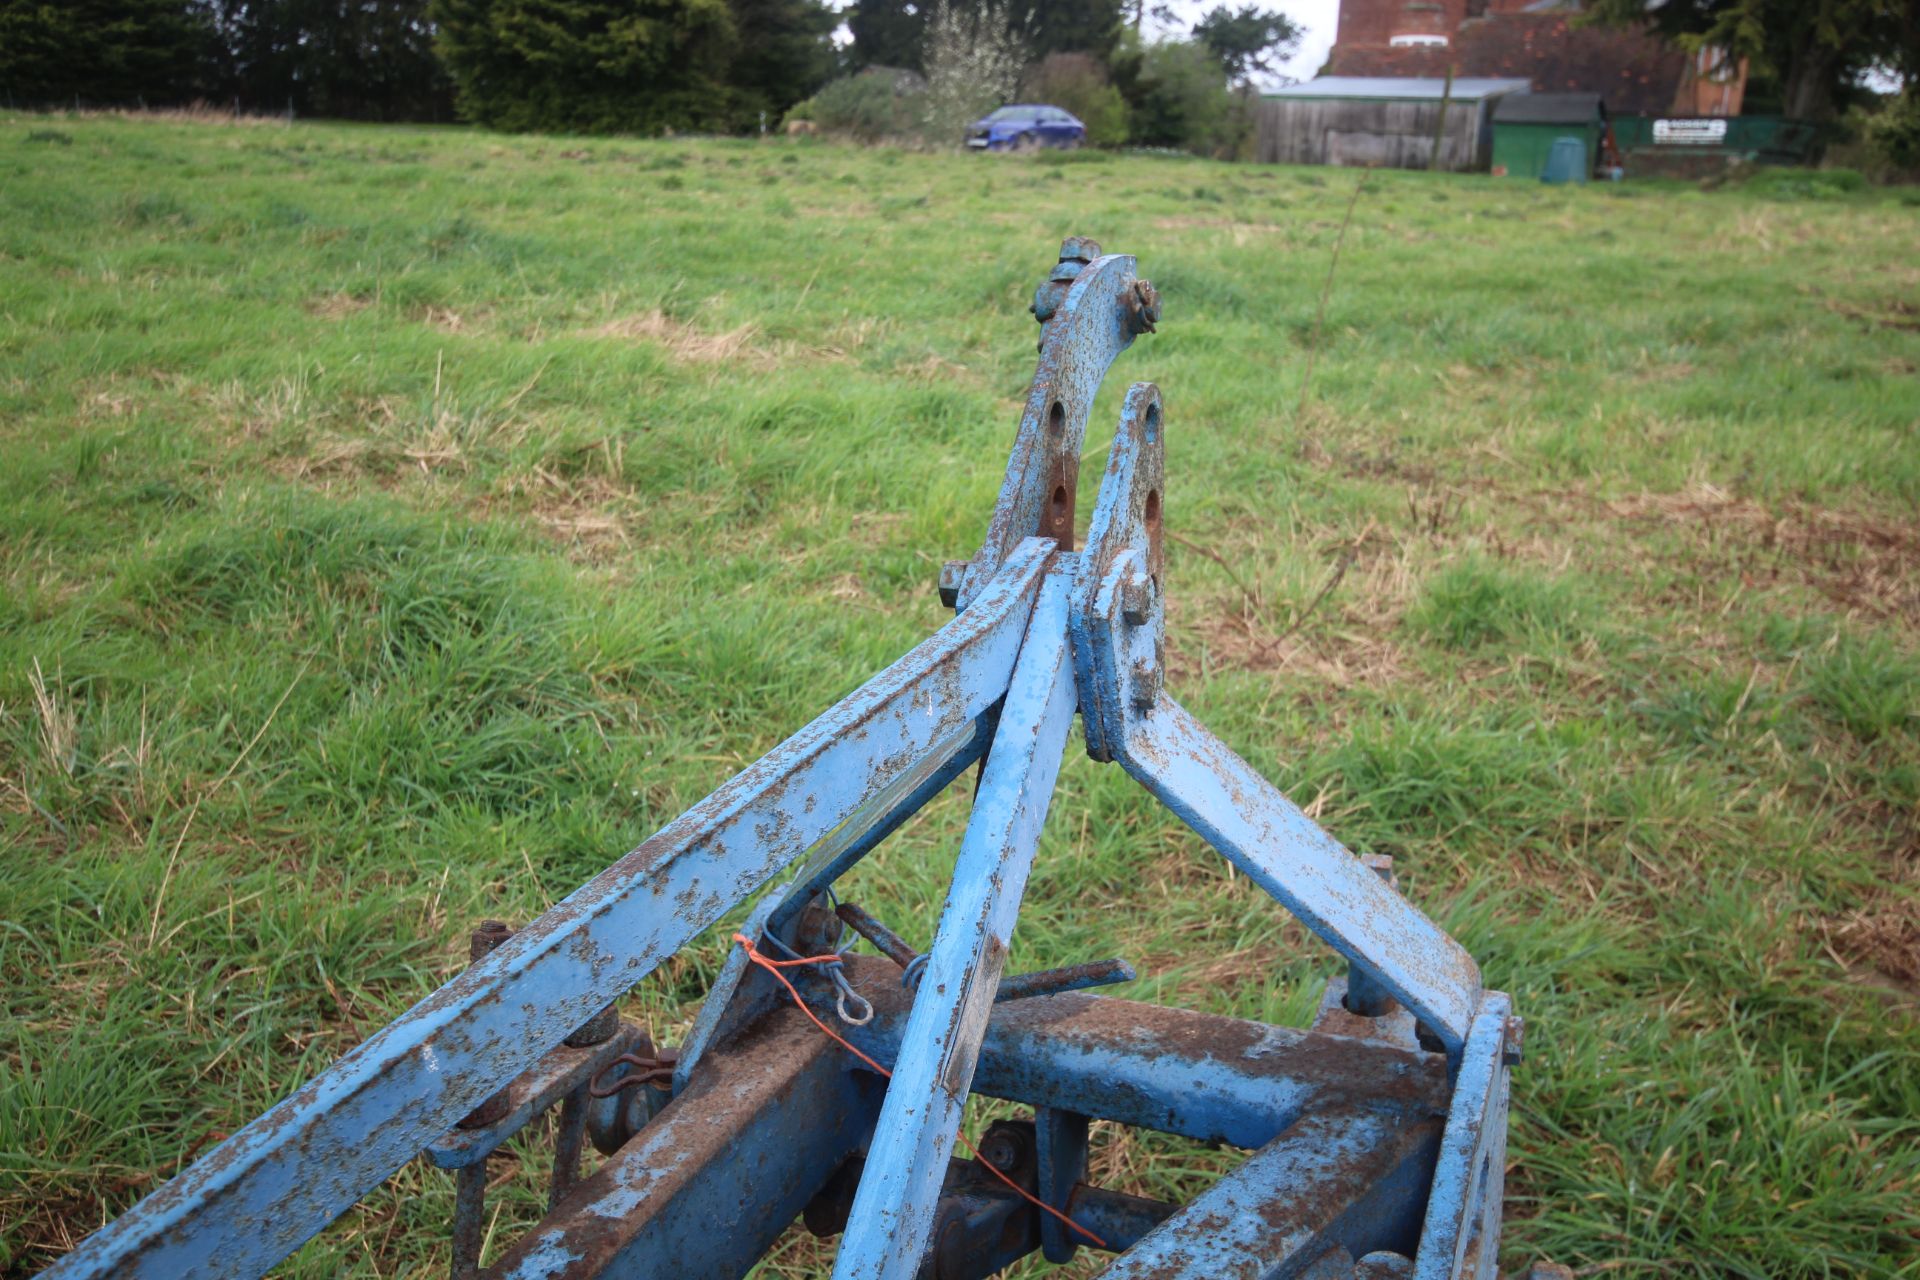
[41,239,1517,1280]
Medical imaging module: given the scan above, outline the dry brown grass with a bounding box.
[1823,295,1920,334]
[586,311,764,364]
[489,466,638,559]
[305,292,371,320]
[418,304,481,333]
[39,102,290,128]
[1823,887,1920,998]
[27,659,77,780]
[1595,481,1920,622]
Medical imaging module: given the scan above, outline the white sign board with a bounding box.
[1653,118,1729,146]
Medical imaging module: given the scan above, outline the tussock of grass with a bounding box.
[1804,632,1920,742]
[2,115,1917,1278]
[1406,556,1588,650]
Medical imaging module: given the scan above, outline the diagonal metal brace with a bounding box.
[41,540,1059,1280]
[1068,380,1484,1052]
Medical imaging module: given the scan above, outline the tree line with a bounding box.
[1,1,451,120]
[0,0,1298,139]
[3,0,1909,144]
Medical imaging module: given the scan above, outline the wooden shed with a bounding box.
[1255,76,1531,172]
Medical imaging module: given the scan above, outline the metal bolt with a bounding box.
[836,901,921,971]
[1503,1016,1526,1068]
[1125,278,1161,335]
[1120,565,1152,626]
[1031,280,1063,324]
[1362,854,1398,892]
[1130,658,1161,711]
[978,1129,1022,1172]
[1034,239,1102,326]
[995,957,1134,1002]
[794,896,845,955]
[452,920,514,1277]
[938,559,966,609]
[450,1163,486,1278]
[565,1003,619,1048]
[459,922,516,1129]
[468,919,512,963]
[975,1121,1034,1176]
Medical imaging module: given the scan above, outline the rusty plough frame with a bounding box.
[43,239,1518,1280]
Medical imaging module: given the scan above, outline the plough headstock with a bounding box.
[42,240,1516,1280]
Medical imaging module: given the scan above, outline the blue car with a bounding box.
[967,104,1087,151]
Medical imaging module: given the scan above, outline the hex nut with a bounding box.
[1059,236,1101,263]
[938,560,967,608]
[1503,1016,1526,1067]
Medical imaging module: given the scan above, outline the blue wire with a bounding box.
[757,928,871,1025]
[901,954,928,992]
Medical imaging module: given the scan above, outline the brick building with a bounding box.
[1323,1,1745,117]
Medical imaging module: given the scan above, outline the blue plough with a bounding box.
[43,239,1517,1280]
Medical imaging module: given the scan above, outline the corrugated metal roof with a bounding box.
[1264,76,1532,102]
[1493,92,1605,123]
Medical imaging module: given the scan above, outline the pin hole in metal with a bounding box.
[1047,400,1065,436]
[1143,400,1160,444]
[1144,488,1164,581]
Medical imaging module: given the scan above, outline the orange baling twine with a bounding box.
[732,933,1107,1249]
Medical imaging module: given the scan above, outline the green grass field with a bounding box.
[2,112,1917,1279]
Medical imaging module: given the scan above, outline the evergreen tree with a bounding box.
[208,0,451,119]
[0,0,219,106]
[1126,38,1231,151]
[430,0,738,134]
[1024,0,1124,62]
[847,0,924,71]
[725,0,838,127]
[1190,4,1298,82]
